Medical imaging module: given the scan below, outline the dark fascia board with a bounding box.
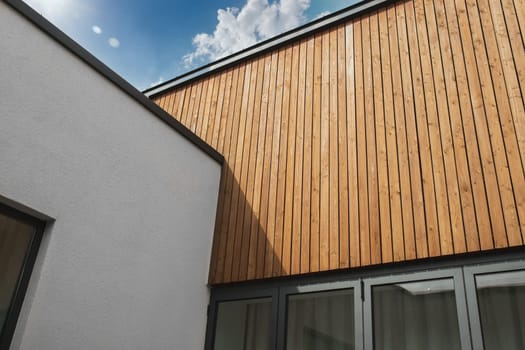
[144,0,393,98]
[0,194,54,223]
[3,0,224,165]
[208,246,525,288]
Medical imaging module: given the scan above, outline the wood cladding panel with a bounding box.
[154,0,525,284]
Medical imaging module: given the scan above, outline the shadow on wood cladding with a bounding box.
[208,162,285,284]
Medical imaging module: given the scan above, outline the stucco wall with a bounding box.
[0,3,221,349]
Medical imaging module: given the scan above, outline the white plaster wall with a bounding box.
[0,3,221,349]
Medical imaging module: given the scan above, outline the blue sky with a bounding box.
[24,0,358,90]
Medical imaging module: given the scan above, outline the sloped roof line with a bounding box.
[143,0,393,98]
[4,0,223,164]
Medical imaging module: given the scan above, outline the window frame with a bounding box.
[0,202,45,350]
[205,285,279,350]
[206,252,525,350]
[278,280,362,350]
[464,259,525,350]
[363,268,472,350]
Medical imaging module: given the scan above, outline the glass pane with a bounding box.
[213,297,272,350]
[476,270,525,350]
[0,212,35,332]
[286,289,354,350]
[372,278,461,350]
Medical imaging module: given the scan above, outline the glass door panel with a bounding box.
[213,297,272,350]
[475,270,525,350]
[371,278,461,350]
[286,289,354,350]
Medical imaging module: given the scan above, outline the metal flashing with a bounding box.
[143,0,393,98]
[3,0,224,164]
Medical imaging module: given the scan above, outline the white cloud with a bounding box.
[183,0,310,67]
[150,76,165,87]
[108,37,120,48]
[314,11,331,20]
[92,25,102,34]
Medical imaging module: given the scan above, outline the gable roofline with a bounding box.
[4,0,224,164]
[143,0,393,98]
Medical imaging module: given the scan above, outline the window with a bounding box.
[0,203,44,350]
[465,261,525,350]
[206,256,525,350]
[286,289,355,350]
[214,298,273,350]
[364,270,471,350]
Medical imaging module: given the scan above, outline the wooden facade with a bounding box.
[153,0,525,284]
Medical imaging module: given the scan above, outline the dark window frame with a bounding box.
[205,251,525,350]
[363,268,472,350]
[0,202,45,350]
[464,260,525,350]
[278,280,362,350]
[204,285,279,350]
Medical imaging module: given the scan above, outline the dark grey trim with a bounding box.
[463,260,525,350]
[210,247,525,290]
[143,0,396,98]
[0,194,54,223]
[3,0,224,165]
[0,203,45,350]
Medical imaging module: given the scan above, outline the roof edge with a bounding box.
[4,0,224,164]
[144,0,393,98]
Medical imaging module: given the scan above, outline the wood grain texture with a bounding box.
[154,0,525,284]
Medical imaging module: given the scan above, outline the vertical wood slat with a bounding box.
[153,0,525,284]
[337,25,350,269]
[319,30,330,271]
[282,43,300,275]
[310,33,322,273]
[346,22,360,268]
[329,28,340,269]
[354,19,370,266]
[301,38,314,274]
[291,40,307,275]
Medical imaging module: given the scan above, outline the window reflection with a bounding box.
[476,270,525,350]
[0,212,35,333]
[213,298,272,350]
[372,279,461,350]
[286,289,354,350]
